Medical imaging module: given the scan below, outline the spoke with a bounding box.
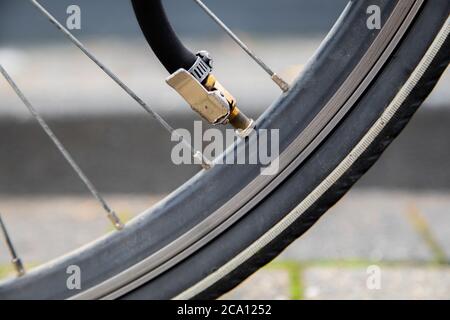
[0,213,25,276]
[29,0,211,169]
[192,0,290,92]
[0,65,124,230]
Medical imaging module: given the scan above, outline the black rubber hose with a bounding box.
[131,0,197,74]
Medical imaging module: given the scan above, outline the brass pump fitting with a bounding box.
[166,52,254,136]
[203,74,254,135]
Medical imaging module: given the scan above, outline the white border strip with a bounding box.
[175,17,450,300]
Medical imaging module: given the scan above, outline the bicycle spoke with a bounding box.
[0,65,124,230]
[29,0,211,169]
[192,0,290,92]
[0,213,25,277]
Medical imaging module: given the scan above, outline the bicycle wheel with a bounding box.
[0,0,448,300]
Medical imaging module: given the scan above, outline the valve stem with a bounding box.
[166,53,255,137]
[203,74,254,135]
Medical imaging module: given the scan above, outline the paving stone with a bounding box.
[221,269,291,300]
[278,190,435,262]
[411,194,450,262]
[303,266,450,300]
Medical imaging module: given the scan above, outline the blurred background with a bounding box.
[0,0,449,299]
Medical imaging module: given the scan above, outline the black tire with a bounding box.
[0,0,448,300]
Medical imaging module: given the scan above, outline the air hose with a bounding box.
[131,0,197,74]
[131,0,254,135]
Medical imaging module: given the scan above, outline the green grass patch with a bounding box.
[106,210,134,232]
[266,261,304,300]
[406,205,448,265]
[266,258,450,300]
[0,262,39,281]
[0,265,13,279]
